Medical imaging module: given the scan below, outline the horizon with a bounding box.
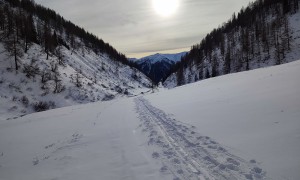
[1,1,300,180]
[35,0,252,58]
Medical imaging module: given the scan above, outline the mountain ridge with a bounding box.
[0,0,152,119]
[131,52,187,84]
[134,52,187,64]
[164,0,300,88]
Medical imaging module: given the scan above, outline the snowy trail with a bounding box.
[135,97,266,180]
[1,60,299,180]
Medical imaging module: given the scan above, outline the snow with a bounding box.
[0,0,152,120]
[164,10,300,88]
[0,41,151,120]
[1,60,300,180]
[0,99,163,180]
[135,97,266,179]
[146,60,300,179]
[134,52,187,64]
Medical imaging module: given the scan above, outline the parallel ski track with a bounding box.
[135,97,266,180]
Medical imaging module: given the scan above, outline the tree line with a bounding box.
[0,0,131,72]
[164,0,299,86]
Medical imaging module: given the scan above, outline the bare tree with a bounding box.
[23,59,40,79]
[93,72,97,84]
[4,35,23,71]
[75,71,83,87]
[53,70,64,93]
[54,46,65,66]
[40,68,51,90]
[43,23,51,60]
[50,61,58,72]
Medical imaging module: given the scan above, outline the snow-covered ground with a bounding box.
[0,41,151,120]
[147,61,300,179]
[1,60,299,180]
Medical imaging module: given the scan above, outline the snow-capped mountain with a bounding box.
[0,0,151,120]
[132,52,187,84]
[135,52,187,64]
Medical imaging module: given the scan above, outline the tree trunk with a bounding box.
[25,36,28,53]
[13,37,18,71]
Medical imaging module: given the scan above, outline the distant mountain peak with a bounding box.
[137,52,187,64]
[131,52,187,84]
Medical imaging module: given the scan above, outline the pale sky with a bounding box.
[35,0,251,58]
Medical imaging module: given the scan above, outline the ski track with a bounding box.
[135,97,266,180]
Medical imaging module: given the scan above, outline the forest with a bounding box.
[0,0,132,72]
[165,0,299,86]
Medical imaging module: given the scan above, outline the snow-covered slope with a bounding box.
[148,60,300,179]
[0,42,151,120]
[164,3,300,88]
[0,1,152,120]
[1,60,299,180]
[132,52,187,84]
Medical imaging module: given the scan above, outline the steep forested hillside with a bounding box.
[164,0,300,87]
[0,0,151,119]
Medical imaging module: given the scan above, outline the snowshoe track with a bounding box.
[135,97,266,180]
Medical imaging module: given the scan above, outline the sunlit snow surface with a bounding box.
[1,60,300,180]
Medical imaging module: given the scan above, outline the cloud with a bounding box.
[35,0,252,58]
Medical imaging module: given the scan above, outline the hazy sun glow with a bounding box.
[152,0,179,17]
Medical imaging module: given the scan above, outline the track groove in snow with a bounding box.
[135,97,266,180]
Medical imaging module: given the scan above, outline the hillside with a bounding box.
[131,52,186,84]
[1,59,299,180]
[0,0,152,120]
[164,0,300,88]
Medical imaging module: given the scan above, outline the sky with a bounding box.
[35,0,252,58]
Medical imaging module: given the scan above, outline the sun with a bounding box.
[152,0,179,17]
